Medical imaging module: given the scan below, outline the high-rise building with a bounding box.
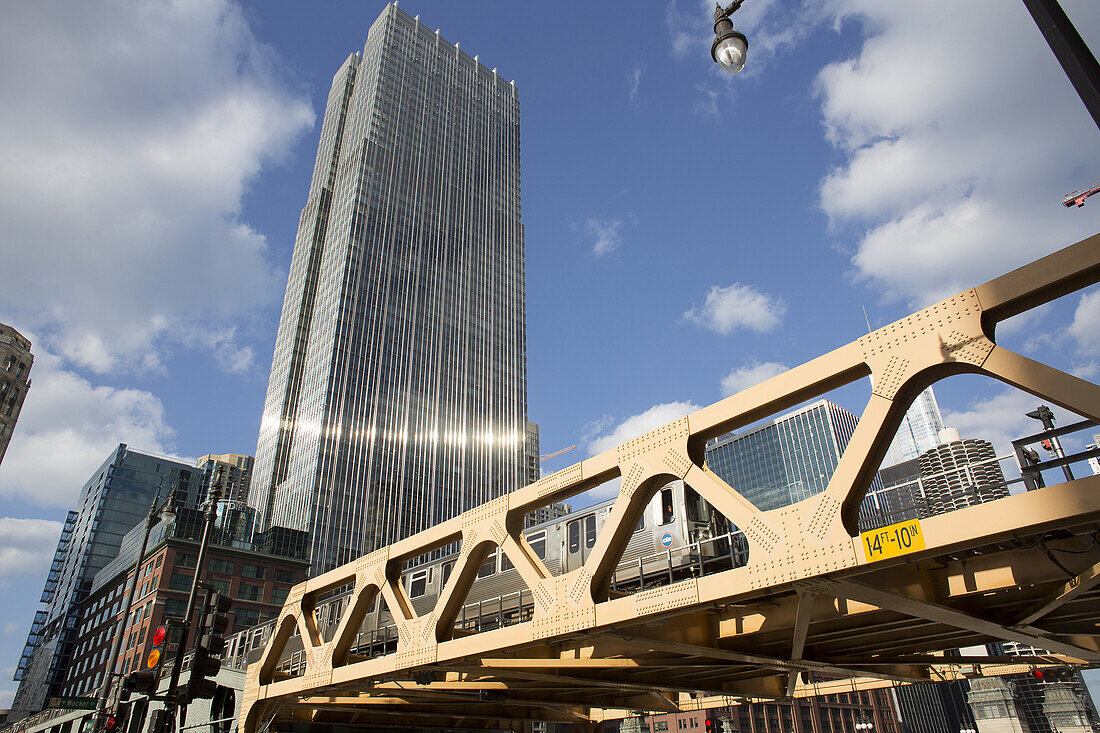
[0,322,33,467]
[705,399,881,513]
[918,429,1008,517]
[9,445,202,721]
[197,452,254,503]
[250,4,528,573]
[882,386,945,467]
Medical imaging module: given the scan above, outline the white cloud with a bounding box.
[0,1,314,374]
[627,65,644,102]
[0,518,63,583]
[588,401,702,457]
[942,387,1080,460]
[816,0,1100,306]
[587,218,625,256]
[0,343,184,508]
[684,283,786,334]
[1069,289,1100,351]
[579,401,702,504]
[720,361,789,397]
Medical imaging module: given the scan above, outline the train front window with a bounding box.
[567,520,580,553]
[660,487,675,525]
[584,514,597,549]
[500,550,514,571]
[527,530,546,559]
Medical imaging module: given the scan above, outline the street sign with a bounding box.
[48,696,100,710]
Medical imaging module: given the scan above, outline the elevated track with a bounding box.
[243,232,1100,732]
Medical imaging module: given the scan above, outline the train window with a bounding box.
[477,551,496,578]
[567,519,580,553]
[584,514,597,549]
[685,485,708,523]
[527,530,546,559]
[442,561,454,588]
[500,550,514,572]
[409,568,430,598]
[660,488,675,525]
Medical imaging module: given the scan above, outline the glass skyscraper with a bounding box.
[250,4,528,574]
[9,445,202,721]
[882,386,946,467]
[704,400,880,513]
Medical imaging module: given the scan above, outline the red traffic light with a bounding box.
[704,720,714,732]
[1033,669,1045,679]
[152,625,167,646]
[104,716,118,732]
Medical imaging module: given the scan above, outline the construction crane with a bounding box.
[539,444,577,463]
[1064,180,1100,207]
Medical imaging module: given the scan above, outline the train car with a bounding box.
[229,480,748,672]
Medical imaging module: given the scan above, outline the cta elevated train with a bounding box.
[227,480,748,671]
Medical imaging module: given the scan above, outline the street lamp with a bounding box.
[708,0,1100,130]
[711,1,748,74]
[95,489,178,733]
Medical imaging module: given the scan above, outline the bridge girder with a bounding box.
[242,232,1100,732]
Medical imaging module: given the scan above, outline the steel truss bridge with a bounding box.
[243,233,1100,732]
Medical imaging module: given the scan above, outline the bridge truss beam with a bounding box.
[243,232,1100,732]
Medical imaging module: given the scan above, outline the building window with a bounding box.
[208,578,231,595]
[271,587,289,606]
[209,559,234,574]
[274,568,296,584]
[242,564,266,580]
[176,554,197,569]
[239,583,263,602]
[168,573,192,591]
[163,599,187,618]
[236,608,261,627]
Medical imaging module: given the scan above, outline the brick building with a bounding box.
[59,510,308,699]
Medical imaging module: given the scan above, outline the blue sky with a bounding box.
[1,0,1099,705]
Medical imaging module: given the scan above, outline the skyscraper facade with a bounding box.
[9,445,202,721]
[250,4,528,573]
[0,322,33,467]
[882,386,946,467]
[705,400,880,513]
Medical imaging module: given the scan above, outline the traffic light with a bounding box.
[124,624,168,696]
[103,701,129,733]
[186,591,232,702]
[704,719,714,733]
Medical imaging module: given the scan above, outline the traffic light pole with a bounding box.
[156,483,222,733]
[94,491,175,733]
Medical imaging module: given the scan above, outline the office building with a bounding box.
[0,322,33,467]
[882,386,945,467]
[250,4,528,573]
[919,429,1008,517]
[9,446,202,721]
[705,399,881,513]
[197,452,253,503]
[59,508,307,700]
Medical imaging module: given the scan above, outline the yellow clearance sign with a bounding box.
[860,518,925,562]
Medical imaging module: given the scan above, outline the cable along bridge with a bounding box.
[242,232,1100,732]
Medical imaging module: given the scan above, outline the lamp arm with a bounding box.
[715,0,746,21]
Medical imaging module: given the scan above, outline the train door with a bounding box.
[564,513,598,571]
